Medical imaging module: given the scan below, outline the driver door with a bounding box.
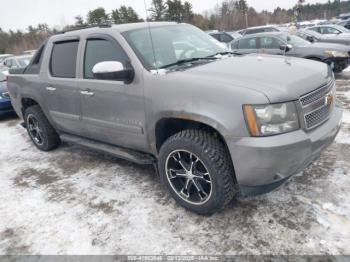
[78,34,147,151]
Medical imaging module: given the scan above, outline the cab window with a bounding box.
[84,38,128,79]
[50,40,79,78]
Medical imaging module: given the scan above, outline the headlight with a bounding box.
[324,50,349,58]
[243,102,300,136]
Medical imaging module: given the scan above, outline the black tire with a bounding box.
[24,105,61,151]
[158,129,237,215]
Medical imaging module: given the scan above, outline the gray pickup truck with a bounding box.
[8,22,343,214]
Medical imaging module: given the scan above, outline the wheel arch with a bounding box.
[153,115,237,184]
[21,97,40,116]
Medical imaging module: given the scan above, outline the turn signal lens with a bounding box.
[243,105,259,136]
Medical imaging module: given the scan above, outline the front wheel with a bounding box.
[158,130,237,215]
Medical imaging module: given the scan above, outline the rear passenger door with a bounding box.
[42,39,84,135]
[78,34,147,151]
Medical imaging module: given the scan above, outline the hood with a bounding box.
[181,54,332,103]
[308,42,350,52]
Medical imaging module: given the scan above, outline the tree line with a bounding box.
[1,0,350,54]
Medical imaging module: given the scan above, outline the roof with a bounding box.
[61,22,178,35]
[244,25,279,30]
[50,21,180,42]
[235,31,286,39]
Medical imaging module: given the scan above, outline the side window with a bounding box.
[210,34,220,41]
[25,43,46,74]
[246,29,260,34]
[221,34,233,43]
[50,40,79,78]
[260,37,283,49]
[325,27,340,34]
[238,38,257,49]
[84,38,129,79]
[231,41,239,49]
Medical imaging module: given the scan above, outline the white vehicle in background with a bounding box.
[308,24,350,35]
[3,55,33,69]
[22,49,37,55]
[0,54,13,66]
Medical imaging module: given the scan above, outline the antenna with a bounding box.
[143,0,158,72]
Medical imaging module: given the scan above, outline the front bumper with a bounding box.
[227,104,343,189]
[325,57,349,71]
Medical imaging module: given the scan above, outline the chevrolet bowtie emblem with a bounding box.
[325,93,334,106]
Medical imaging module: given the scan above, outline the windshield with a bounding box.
[286,35,310,46]
[0,71,6,82]
[18,57,31,67]
[123,24,226,70]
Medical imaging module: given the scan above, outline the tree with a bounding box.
[182,1,194,23]
[87,7,109,24]
[74,15,85,27]
[165,0,183,22]
[112,6,142,24]
[149,0,167,21]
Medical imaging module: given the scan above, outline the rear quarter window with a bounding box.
[50,40,79,78]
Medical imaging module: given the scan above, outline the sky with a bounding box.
[0,0,330,31]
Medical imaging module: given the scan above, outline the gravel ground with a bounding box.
[0,73,349,255]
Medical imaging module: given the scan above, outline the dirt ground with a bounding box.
[0,73,349,255]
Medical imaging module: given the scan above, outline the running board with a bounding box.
[60,134,156,165]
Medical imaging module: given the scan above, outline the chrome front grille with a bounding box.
[299,79,335,130]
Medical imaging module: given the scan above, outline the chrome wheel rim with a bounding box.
[165,150,212,205]
[27,114,44,146]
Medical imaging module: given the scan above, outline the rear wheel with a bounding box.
[24,105,60,151]
[158,129,237,215]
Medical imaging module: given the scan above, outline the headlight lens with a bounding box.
[244,102,300,136]
[324,50,349,58]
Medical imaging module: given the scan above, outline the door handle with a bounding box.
[46,86,56,91]
[80,90,94,96]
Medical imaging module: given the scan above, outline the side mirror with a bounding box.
[279,44,293,52]
[92,61,134,82]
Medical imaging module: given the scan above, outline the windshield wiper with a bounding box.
[160,57,217,69]
[207,51,235,57]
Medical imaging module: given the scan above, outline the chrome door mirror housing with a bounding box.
[92,61,134,82]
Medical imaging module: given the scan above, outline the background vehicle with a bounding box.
[297,29,350,45]
[337,12,350,20]
[3,55,33,69]
[337,19,350,30]
[22,49,37,55]
[308,24,350,35]
[230,32,350,73]
[208,32,234,45]
[0,71,14,116]
[7,22,343,214]
[238,25,280,35]
[0,54,13,65]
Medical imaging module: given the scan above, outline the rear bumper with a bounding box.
[227,104,343,188]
